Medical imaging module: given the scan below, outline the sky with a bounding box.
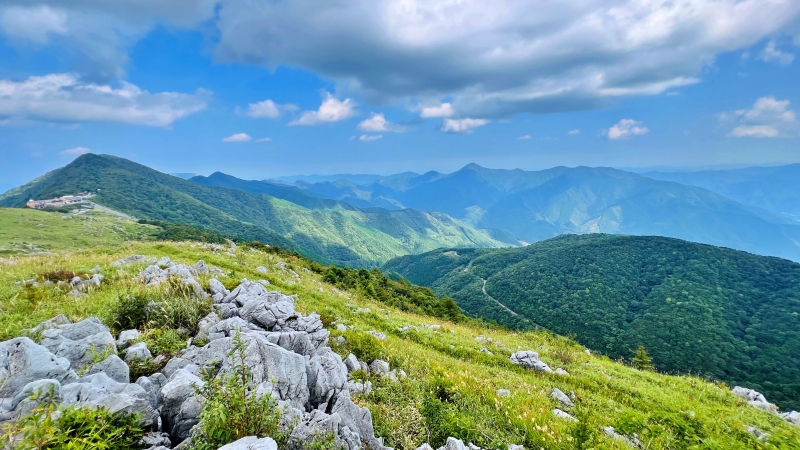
[1,0,800,193]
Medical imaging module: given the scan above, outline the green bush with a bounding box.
[191,333,288,450]
[112,280,211,334]
[341,331,385,364]
[112,291,151,332]
[1,387,145,450]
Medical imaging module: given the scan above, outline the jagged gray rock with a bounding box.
[160,367,204,439]
[369,360,390,375]
[62,372,159,428]
[85,354,129,383]
[195,312,220,342]
[603,426,643,449]
[39,317,117,369]
[112,255,157,267]
[125,342,153,363]
[510,351,552,373]
[0,337,72,397]
[344,354,359,373]
[731,386,778,414]
[438,437,467,450]
[136,372,167,411]
[219,436,278,450]
[307,348,348,410]
[552,408,577,422]
[141,431,172,448]
[240,297,297,330]
[550,388,573,407]
[746,426,768,440]
[117,329,140,349]
[782,410,800,427]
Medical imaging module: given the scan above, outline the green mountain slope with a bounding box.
[383,234,800,411]
[0,154,506,266]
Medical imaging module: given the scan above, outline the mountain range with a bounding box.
[0,154,506,266]
[272,163,800,262]
[383,233,800,411]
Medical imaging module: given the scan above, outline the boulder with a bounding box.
[510,351,552,373]
[746,426,768,441]
[369,360,390,375]
[552,409,577,422]
[213,303,240,319]
[307,348,348,410]
[39,317,117,370]
[368,331,386,340]
[125,342,153,363]
[117,329,141,349]
[221,279,271,306]
[219,436,278,450]
[438,437,467,450]
[136,372,167,411]
[160,368,204,438]
[62,372,159,428]
[209,278,229,298]
[141,431,172,448]
[550,388,573,407]
[181,333,309,411]
[240,298,297,330]
[782,410,800,427]
[195,312,221,342]
[344,354,360,373]
[732,386,778,414]
[603,426,643,449]
[84,354,130,383]
[0,337,72,397]
[30,314,71,334]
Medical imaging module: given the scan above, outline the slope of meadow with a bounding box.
[1,237,799,449]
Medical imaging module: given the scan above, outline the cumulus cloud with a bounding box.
[289,93,355,126]
[222,133,252,142]
[758,40,795,65]
[607,119,649,139]
[246,99,281,118]
[420,103,454,118]
[60,146,90,156]
[357,113,406,132]
[0,1,218,80]
[441,118,489,134]
[0,73,208,126]
[517,135,531,140]
[212,0,800,117]
[568,129,580,135]
[1,5,67,44]
[723,96,796,138]
[255,137,272,142]
[359,134,382,142]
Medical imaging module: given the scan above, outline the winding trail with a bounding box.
[481,278,519,316]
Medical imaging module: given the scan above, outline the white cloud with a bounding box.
[289,93,355,126]
[60,146,90,156]
[246,99,281,118]
[255,137,272,142]
[568,129,580,135]
[1,5,67,44]
[441,118,489,134]
[420,103,454,118]
[213,0,800,117]
[357,113,406,132]
[517,135,531,140]
[359,134,382,142]
[222,133,252,142]
[607,119,649,140]
[0,73,207,126]
[723,96,796,138]
[758,40,795,65]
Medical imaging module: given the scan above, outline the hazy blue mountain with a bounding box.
[382,234,800,410]
[644,164,800,222]
[0,155,509,266]
[286,163,800,261]
[271,172,419,185]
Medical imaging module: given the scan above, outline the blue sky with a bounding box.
[1,1,800,193]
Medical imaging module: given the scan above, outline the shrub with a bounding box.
[1,387,145,449]
[342,331,385,364]
[191,333,289,450]
[112,291,151,332]
[39,270,78,283]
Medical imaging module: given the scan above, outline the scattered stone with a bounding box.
[438,437,467,450]
[336,324,347,332]
[510,351,553,373]
[508,445,524,450]
[550,388,573,407]
[423,324,441,330]
[84,354,130,384]
[344,354,360,373]
[603,426,643,449]
[746,426,768,440]
[552,409,577,422]
[479,348,493,355]
[112,255,157,267]
[555,368,570,376]
[39,317,117,370]
[368,330,386,340]
[496,389,510,397]
[475,335,492,344]
[782,410,800,427]
[732,386,778,413]
[354,308,371,314]
[141,432,172,448]
[369,360,391,375]
[256,266,268,274]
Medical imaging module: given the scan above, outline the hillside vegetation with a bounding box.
[0,154,506,267]
[383,234,800,411]
[2,239,799,448]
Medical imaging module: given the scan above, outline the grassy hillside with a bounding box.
[0,207,159,255]
[0,154,506,267]
[2,241,799,448]
[383,234,800,411]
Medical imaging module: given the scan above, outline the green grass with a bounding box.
[1,241,799,449]
[0,207,158,256]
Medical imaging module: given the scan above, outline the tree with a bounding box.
[632,345,654,371]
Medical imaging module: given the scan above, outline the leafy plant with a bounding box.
[632,345,654,371]
[191,333,288,450]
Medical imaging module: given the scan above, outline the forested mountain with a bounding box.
[280,163,800,261]
[383,234,800,410]
[0,154,507,266]
[645,164,800,222]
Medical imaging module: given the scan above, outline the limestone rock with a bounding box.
[117,329,141,349]
[550,388,573,407]
[62,372,159,428]
[0,337,72,397]
[85,354,130,384]
[218,436,278,450]
[39,317,117,370]
[552,408,577,422]
[125,342,153,363]
[510,351,552,373]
